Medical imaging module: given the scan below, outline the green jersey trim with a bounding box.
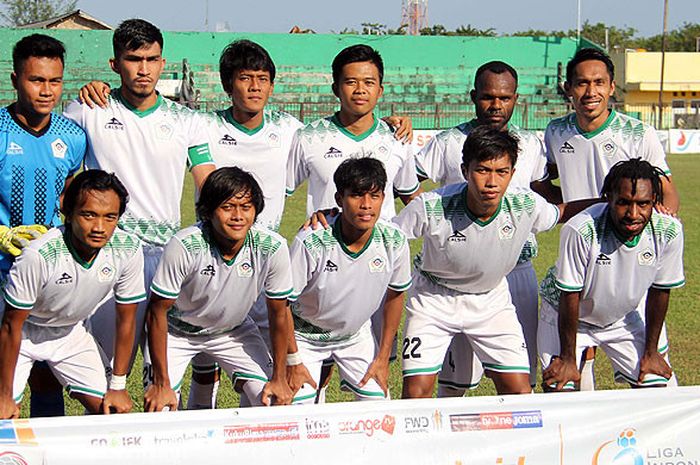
[265,287,293,299]
[64,230,97,270]
[330,113,378,142]
[114,88,163,118]
[554,280,584,292]
[610,219,642,248]
[482,362,530,373]
[293,392,318,403]
[576,109,616,140]
[402,365,443,376]
[115,293,147,304]
[464,187,503,227]
[223,107,265,135]
[187,143,213,168]
[231,371,268,384]
[340,379,385,397]
[388,279,412,292]
[67,384,106,398]
[151,283,179,299]
[651,279,685,290]
[333,218,376,259]
[4,293,33,310]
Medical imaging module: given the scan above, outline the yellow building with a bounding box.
[612,50,700,129]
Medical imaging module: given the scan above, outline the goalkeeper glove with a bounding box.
[0,225,49,257]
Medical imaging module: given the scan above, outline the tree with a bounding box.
[578,21,638,50]
[640,22,700,51]
[1,0,77,26]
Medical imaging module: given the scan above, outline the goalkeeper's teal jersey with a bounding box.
[0,105,86,272]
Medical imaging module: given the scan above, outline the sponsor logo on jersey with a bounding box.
[559,141,575,154]
[156,122,174,140]
[324,260,338,272]
[499,222,515,240]
[104,117,124,130]
[55,272,73,285]
[268,132,281,147]
[6,142,23,155]
[237,261,253,277]
[324,147,343,159]
[448,230,467,242]
[638,247,655,266]
[369,256,386,273]
[51,138,67,159]
[200,264,216,276]
[595,253,611,265]
[219,134,238,145]
[600,139,617,157]
[98,264,115,283]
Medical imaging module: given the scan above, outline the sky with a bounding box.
[73,0,699,37]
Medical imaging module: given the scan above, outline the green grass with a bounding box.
[35,153,700,416]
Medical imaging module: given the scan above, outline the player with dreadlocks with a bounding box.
[540,158,684,391]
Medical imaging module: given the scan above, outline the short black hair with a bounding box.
[196,167,265,223]
[566,48,614,83]
[462,125,519,168]
[332,44,384,84]
[334,157,387,196]
[12,34,65,73]
[601,158,666,204]
[219,40,276,94]
[113,19,163,58]
[62,170,129,220]
[474,60,518,89]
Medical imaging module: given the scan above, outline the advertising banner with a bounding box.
[1,387,699,465]
[669,129,700,154]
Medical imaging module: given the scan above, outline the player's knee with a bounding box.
[401,376,434,399]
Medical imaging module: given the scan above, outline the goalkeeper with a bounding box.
[0,34,87,416]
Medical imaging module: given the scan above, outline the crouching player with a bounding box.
[540,159,684,391]
[0,170,144,418]
[144,167,293,410]
[287,158,411,403]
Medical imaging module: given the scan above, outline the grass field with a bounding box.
[39,153,700,416]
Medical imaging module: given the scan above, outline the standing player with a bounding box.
[540,159,683,391]
[287,158,411,403]
[542,48,680,388]
[143,167,293,410]
[396,126,594,398]
[286,45,420,400]
[0,170,144,418]
[63,19,214,391]
[0,34,87,417]
[415,61,548,395]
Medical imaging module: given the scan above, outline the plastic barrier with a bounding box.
[1,387,699,465]
[669,130,700,154]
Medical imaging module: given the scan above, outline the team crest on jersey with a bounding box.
[268,132,281,148]
[104,117,124,130]
[156,122,174,140]
[559,141,575,154]
[600,139,617,157]
[373,144,389,160]
[324,147,343,159]
[499,222,515,240]
[6,142,23,155]
[51,138,67,159]
[219,134,237,145]
[369,256,386,273]
[55,272,73,285]
[237,261,253,277]
[638,247,655,266]
[98,264,115,282]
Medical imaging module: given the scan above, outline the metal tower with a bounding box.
[401,0,428,35]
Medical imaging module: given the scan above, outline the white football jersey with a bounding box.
[4,227,145,327]
[288,217,411,342]
[205,108,303,232]
[394,183,559,294]
[545,110,671,202]
[286,115,419,219]
[552,204,684,327]
[63,90,213,246]
[150,223,293,336]
[416,120,548,188]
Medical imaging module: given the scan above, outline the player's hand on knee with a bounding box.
[383,116,413,144]
[286,363,317,395]
[0,395,20,419]
[262,378,294,406]
[144,384,178,412]
[638,351,673,385]
[301,209,338,231]
[542,356,580,391]
[102,389,133,414]
[79,81,111,109]
[360,358,390,396]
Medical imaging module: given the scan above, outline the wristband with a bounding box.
[109,374,127,390]
[286,352,302,366]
